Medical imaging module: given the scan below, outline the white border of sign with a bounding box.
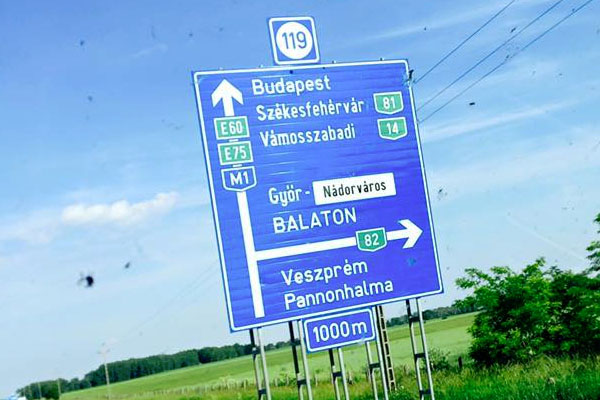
[302,309,376,353]
[192,60,444,332]
[268,16,320,65]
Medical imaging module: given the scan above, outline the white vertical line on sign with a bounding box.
[237,191,265,318]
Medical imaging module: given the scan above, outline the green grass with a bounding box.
[166,357,600,400]
[61,313,600,399]
[433,357,600,400]
[63,314,475,399]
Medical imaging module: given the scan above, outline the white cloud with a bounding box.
[62,192,178,226]
[130,43,168,59]
[375,5,500,40]
[344,0,549,49]
[421,100,570,142]
[416,54,600,143]
[0,210,59,244]
[505,214,588,262]
[428,127,600,200]
[0,192,180,245]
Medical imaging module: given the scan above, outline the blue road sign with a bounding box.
[193,60,443,332]
[268,16,319,65]
[303,309,375,352]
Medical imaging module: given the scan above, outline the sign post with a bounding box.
[328,349,343,400]
[337,348,350,400]
[375,305,397,391]
[193,60,443,332]
[250,328,271,400]
[289,321,313,400]
[373,308,390,400]
[406,299,436,400]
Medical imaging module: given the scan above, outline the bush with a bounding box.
[455,213,600,367]
[428,348,451,371]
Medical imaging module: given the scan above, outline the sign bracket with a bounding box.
[365,341,380,399]
[289,321,313,400]
[375,305,397,391]
[327,348,350,400]
[371,307,390,400]
[337,348,350,400]
[250,328,271,400]
[406,298,436,399]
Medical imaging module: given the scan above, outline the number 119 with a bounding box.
[282,31,307,50]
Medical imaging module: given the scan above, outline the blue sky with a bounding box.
[1,0,599,395]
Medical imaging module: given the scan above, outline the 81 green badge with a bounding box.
[373,92,403,114]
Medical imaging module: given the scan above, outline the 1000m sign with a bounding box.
[303,309,376,352]
[312,319,368,343]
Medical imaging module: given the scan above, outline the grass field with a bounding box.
[61,313,600,399]
[63,314,475,400]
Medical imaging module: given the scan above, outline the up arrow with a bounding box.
[211,79,243,117]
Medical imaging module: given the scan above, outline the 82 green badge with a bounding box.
[356,227,387,252]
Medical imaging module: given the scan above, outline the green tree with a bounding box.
[456,213,600,366]
[548,214,600,356]
[548,267,600,355]
[455,259,556,366]
[586,212,600,273]
[44,383,59,400]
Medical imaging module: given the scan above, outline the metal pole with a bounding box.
[256,328,272,400]
[328,349,341,400]
[297,321,314,400]
[102,356,111,400]
[337,348,350,400]
[250,329,264,400]
[37,382,42,400]
[365,342,379,400]
[57,378,62,398]
[289,322,304,400]
[416,299,435,400]
[98,344,112,400]
[373,308,389,400]
[376,305,396,391]
[406,300,424,395]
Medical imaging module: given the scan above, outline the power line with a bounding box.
[419,0,596,123]
[417,0,567,111]
[75,261,220,380]
[116,261,219,342]
[415,0,518,84]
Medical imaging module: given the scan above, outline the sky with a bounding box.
[1,0,599,395]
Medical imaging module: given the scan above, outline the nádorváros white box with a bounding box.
[312,173,396,206]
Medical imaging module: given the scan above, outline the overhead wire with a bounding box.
[419,0,597,123]
[414,0,518,84]
[115,259,221,344]
[417,0,568,111]
[69,260,221,378]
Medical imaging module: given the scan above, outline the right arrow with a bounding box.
[211,79,243,117]
[254,219,423,262]
[389,219,423,248]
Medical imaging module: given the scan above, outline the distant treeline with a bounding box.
[387,304,477,327]
[19,305,473,399]
[18,342,291,398]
